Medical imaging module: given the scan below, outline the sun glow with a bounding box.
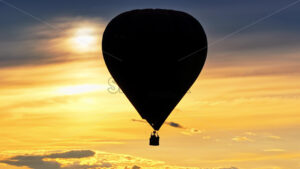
[71,27,99,52]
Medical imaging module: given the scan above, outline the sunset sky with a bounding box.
[0,0,300,169]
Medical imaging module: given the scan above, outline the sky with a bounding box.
[0,0,300,169]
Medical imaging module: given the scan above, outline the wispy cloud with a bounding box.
[244,132,256,136]
[131,119,204,136]
[263,149,286,153]
[132,119,184,129]
[266,135,281,140]
[232,136,253,142]
[0,16,105,68]
[131,119,146,123]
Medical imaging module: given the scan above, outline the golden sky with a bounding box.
[0,14,300,169]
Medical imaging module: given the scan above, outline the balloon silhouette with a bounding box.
[102,9,207,145]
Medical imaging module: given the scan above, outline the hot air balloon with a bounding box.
[102,9,207,146]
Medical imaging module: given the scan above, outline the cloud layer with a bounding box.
[0,150,109,169]
[0,150,239,169]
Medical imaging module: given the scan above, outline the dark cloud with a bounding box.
[164,122,184,129]
[132,165,141,169]
[132,119,204,136]
[209,32,300,61]
[131,119,146,123]
[0,52,75,68]
[45,150,95,159]
[0,150,111,169]
[132,119,185,129]
[206,63,300,79]
[0,0,299,69]
[0,155,61,169]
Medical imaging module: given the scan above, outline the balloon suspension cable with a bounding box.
[149,130,159,146]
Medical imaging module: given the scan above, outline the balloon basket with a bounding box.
[149,131,159,146]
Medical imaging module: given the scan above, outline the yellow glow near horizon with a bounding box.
[71,27,98,52]
[56,84,106,95]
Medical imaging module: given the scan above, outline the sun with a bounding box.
[71,27,98,52]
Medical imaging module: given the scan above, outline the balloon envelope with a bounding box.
[102,9,207,130]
